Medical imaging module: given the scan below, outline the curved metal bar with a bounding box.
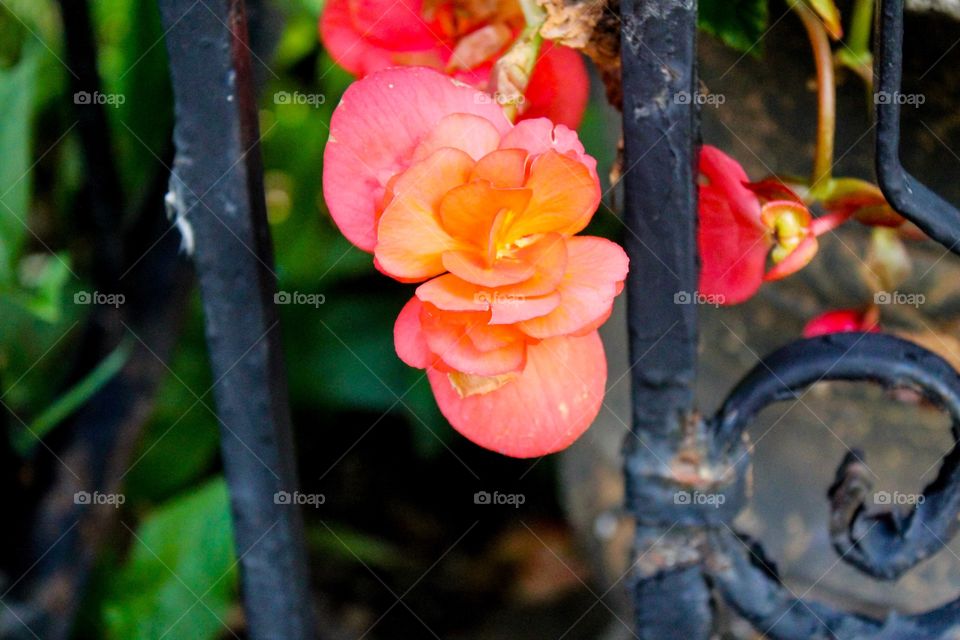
[707,527,960,640]
[875,0,960,253]
[711,332,960,580]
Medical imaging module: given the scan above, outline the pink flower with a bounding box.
[802,308,880,338]
[323,67,627,457]
[319,0,589,129]
[698,145,848,305]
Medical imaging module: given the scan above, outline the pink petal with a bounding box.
[346,0,440,51]
[319,0,395,76]
[521,44,589,130]
[518,236,628,339]
[394,296,435,368]
[498,118,598,178]
[412,113,504,163]
[427,331,607,458]
[323,67,510,251]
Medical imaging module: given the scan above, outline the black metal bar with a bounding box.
[158,1,315,638]
[875,0,960,252]
[620,0,708,638]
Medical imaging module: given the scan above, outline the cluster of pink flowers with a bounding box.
[320,6,626,457]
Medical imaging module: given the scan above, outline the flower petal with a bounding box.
[319,0,395,76]
[375,148,474,280]
[412,113,504,163]
[521,43,589,130]
[394,296,436,368]
[421,305,527,376]
[346,0,440,51]
[498,118,597,177]
[439,180,532,246]
[506,150,600,240]
[518,236,628,339]
[471,148,528,188]
[323,67,510,251]
[427,331,607,457]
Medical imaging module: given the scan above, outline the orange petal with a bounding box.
[471,148,528,188]
[497,233,568,297]
[442,250,538,287]
[518,237,628,339]
[427,331,607,458]
[489,291,561,325]
[416,273,562,323]
[506,150,600,241]
[416,274,488,312]
[375,148,473,280]
[439,181,532,246]
[412,113,503,163]
[421,305,527,376]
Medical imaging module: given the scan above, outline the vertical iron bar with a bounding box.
[875,0,960,251]
[158,1,315,638]
[620,0,707,638]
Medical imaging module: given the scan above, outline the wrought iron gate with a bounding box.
[151,0,960,637]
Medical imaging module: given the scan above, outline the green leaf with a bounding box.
[13,252,72,322]
[102,478,238,640]
[699,0,768,54]
[13,337,131,454]
[0,42,38,282]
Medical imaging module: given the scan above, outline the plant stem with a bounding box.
[491,0,545,121]
[793,1,836,191]
[847,0,874,57]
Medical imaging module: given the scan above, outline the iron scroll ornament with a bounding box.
[706,334,960,639]
[692,0,960,636]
